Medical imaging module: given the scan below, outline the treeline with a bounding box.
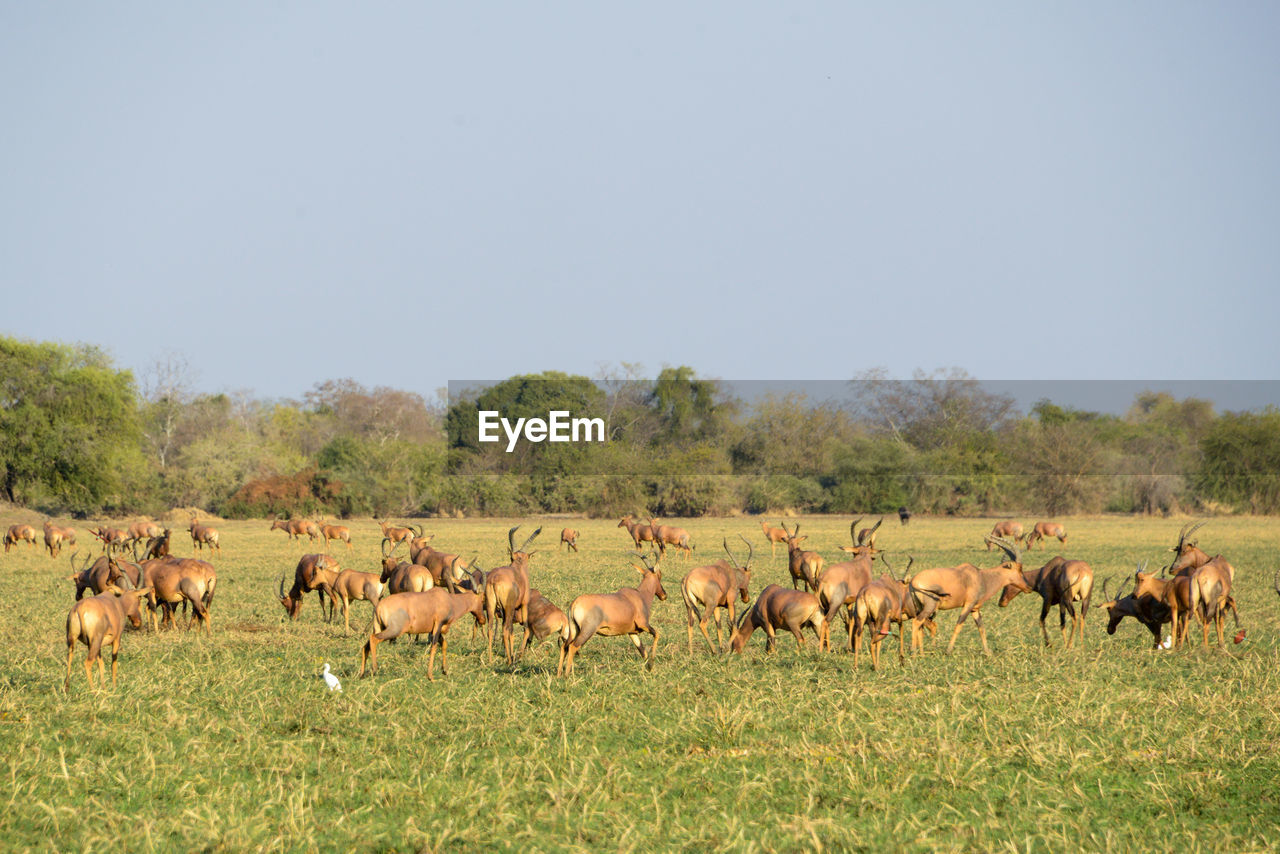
[2,336,1277,519]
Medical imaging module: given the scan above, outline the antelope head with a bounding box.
[722,535,754,602]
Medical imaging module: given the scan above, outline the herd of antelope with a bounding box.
[24,509,1261,691]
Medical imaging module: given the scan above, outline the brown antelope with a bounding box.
[68,552,143,600]
[1099,573,1172,648]
[558,551,668,675]
[851,556,925,670]
[141,557,217,632]
[559,527,580,553]
[139,528,172,560]
[1189,555,1235,648]
[681,536,753,653]
[782,523,824,593]
[358,587,487,680]
[729,584,827,653]
[906,536,1032,655]
[270,518,317,542]
[378,520,417,546]
[1025,522,1067,550]
[4,523,38,553]
[759,520,789,557]
[381,553,435,596]
[1131,562,1197,648]
[997,555,1094,648]
[815,522,880,649]
[407,530,436,563]
[188,517,220,553]
[306,562,385,634]
[649,517,692,557]
[278,554,337,621]
[409,539,471,587]
[124,519,163,549]
[43,520,76,558]
[484,526,543,665]
[1168,521,1211,575]
[987,520,1023,548]
[64,581,152,689]
[317,519,352,552]
[519,589,570,660]
[89,525,129,555]
[617,515,658,551]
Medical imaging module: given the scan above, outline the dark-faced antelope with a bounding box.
[906,536,1032,655]
[278,553,338,621]
[358,587,487,680]
[484,526,543,665]
[729,584,826,653]
[1130,563,1192,648]
[4,523,38,553]
[759,520,789,557]
[558,551,668,675]
[987,520,1023,549]
[898,506,912,526]
[1168,521,1211,575]
[68,553,143,600]
[1099,574,1171,648]
[188,517,220,553]
[681,536,753,653]
[559,528,580,553]
[1025,522,1067,550]
[997,555,1094,648]
[64,582,152,689]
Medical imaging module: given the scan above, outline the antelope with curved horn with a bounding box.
[1025,522,1067,550]
[816,520,880,650]
[4,523,39,553]
[1130,561,1195,649]
[277,553,338,621]
[64,580,152,690]
[484,526,543,665]
[139,528,172,561]
[88,525,129,555]
[1099,572,1171,648]
[358,587,487,680]
[782,523,824,593]
[377,520,416,546]
[997,554,1094,648]
[681,535,753,653]
[906,536,1032,655]
[558,551,668,675]
[851,555,921,670]
[729,584,826,654]
[986,520,1023,549]
[759,520,789,558]
[617,515,659,551]
[855,517,884,549]
[1168,521,1211,575]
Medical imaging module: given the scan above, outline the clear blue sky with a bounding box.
[3,3,1278,402]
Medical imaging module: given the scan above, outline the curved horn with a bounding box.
[632,551,656,571]
[738,533,754,569]
[381,537,392,558]
[722,537,738,568]
[519,527,542,554]
[411,524,424,539]
[1173,520,1206,553]
[849,518,862,544]
[278,574,287,600]
[867,517,884,539]
[986,536,1020,564]
[1101,575,1113,601]
[508,526,520,557]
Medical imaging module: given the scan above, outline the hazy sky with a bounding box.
[3,3,1278,403]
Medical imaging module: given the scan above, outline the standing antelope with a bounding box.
[997,555,1094,648]
[188,517,220,553]
[125,519,163,547]
[378,520,417,546]
[987,520,1023,548]
[681,536,753,653]
[43,520,76,558]
[139,528,172,560]
[1099,573,1173,648]
[358,587,486,680]
[1025,522,1067,550]
[649,517,693,557]
[4,523,38,553]
[729,584,826,653]
[851,556,924,670]
[141,557,217,632]
[1130,563,1193,648]
[617,515,658,551]
[558,551,668,675]
[485,527,542,665]
[906,537,1032,655]
[782,524,824,593]
[270,518,317,542]
[89,525,129,555]
[64,581,152,690]
[1168,521,1211,575]
[1189,555,1235,648]
[759,520,789,557]
[559,528,580,553]
[307,562,385,634]
[519,589,570,660]
[815,521,879,650]
[317,520,352,552]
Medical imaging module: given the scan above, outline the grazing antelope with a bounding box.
[278,554,337,621]
[188,517,220,553]
[270,518,318,542]
[378,520,417,546]
[681,536,753,653]
[559,527,580,553]
[617,515,659,551]
[1168,521,1211,575]
[43,520,76,558]
[141,557,217,632]
[64,581,152,690]
[906,536,1032,655]
[782,523,824,593]
[1130,562,1193,648]
[484,527,543,665]
[68,553,143,600]
[1189,555,1235,648]
[358,587,487,680]
[997,555,1094,648]
[4,523,38,553]
[759,520,789,557]
[519,589,570,660]
[1025,522,1067,550]
[729,584,826,653]
[649,517,693,557]
[1099,574,1171,648]
[558,551,668,675]
[317,519,352,552]
[987,520,1023,549]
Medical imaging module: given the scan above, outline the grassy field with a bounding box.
[2,512,1279,852]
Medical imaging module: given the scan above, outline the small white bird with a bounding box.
[1160,637,1173,650]
[322,663,342,692]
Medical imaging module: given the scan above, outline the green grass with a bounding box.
[2,514,1280,852]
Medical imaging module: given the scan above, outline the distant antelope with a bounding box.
[987,520,1023,548]
[43,520,76,558]
[649,517,692,558]
[559,528,580,553]
[4,524,38,553]
[898,506,912,526]
[378,520,417,546]
[617,515,658,551]
[1025,522,1067,550]
[782,523,824,593]
[278,554,337,621]
[759,520,789,557]
[270,518,317,542]
[187,517,220,553]
[317,519,352,552]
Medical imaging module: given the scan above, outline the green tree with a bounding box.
[1196,409,1280,513]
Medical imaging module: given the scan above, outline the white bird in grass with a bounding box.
[322,663,342,692]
